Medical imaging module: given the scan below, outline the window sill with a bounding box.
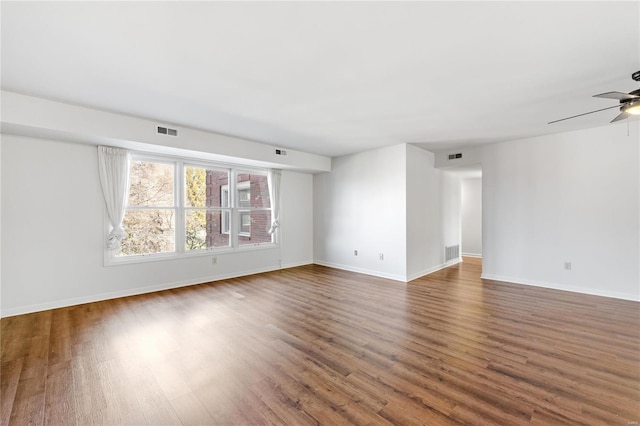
[104,242,279,266]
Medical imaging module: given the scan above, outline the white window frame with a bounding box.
[239,210,251,237]
[105,152,277,266]
[184,163,231,252]
[234,169,272,247]
[112,155,179,262]
[221,181,250,237]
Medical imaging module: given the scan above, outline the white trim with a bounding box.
[2,264,305,318]
[312,259,464,283]
[462,252,482,258]
[221,181,251,235]
[480,273,640,302]
[238,210,251,236]
[281,260,314,269]
[106,242,279,266]
[312,260,406,282]
[407,257,463,281]
[176,161,184,250]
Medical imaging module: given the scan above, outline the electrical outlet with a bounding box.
[564,261,571,270]
[212,256,217,265]
[354,250,358,256]
[379,253,384,261]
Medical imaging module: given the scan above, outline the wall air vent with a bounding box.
[157,125,178,136]
[275,148,287,156]
[448,153,463,160]
[445,245,460,262]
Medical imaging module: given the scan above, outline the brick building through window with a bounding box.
[205,171,272,247]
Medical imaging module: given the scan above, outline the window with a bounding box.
[119,159,176,256]
[235,171,271,247]
[185,165,230,250]
[240,211,251,236]
[221,181,252,236]
[237,183,251,236]
[112,154,275,262]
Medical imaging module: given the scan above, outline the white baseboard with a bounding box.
[9,261,633,317]
[313,258,464,283]
[1,264,313,318]
[480,273,640,302]
[407,257,462,281]
[462,252,482,258]
[312,260,406,282]
[281,260,314,269]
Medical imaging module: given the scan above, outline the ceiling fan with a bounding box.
[548,71,640,124]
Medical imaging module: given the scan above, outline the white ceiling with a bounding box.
[2,2,639,157]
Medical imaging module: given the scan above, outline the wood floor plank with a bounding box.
[43,361,75,426]
[0,358,23,426]
[169,392,217,426]
[1,258,639,425]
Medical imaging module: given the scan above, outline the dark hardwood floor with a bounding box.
[2,258,639,425]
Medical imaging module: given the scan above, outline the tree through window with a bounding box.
[119,160,176,256]
[113,155,274,260]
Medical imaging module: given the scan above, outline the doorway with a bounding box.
[461,175,482,261]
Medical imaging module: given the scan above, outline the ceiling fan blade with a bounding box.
[593,91,639,100]
[548,105,620,124]
[610,111,629,123]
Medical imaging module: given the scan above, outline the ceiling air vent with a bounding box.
[157,125,178,136]
[275,148,287,156]
[448,153,462,160]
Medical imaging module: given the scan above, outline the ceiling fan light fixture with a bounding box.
[549,71,640,124]
[622,100,640,115]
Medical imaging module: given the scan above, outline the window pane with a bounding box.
[185,209,207,250]
[238,210,273,246]
[185,209,230,250]
[129,161,174,207]
[119,209,175,256]
[239,212,251,236]
[185,166,229,208]
[221,186,230,208]
[113,160,276,261]
[221,210,230,234]
[238,187,251,208]
[236,172,270,209]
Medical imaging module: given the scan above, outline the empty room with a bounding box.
[1,2,639,425]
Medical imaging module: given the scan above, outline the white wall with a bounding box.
[405,146,462,280]
[406,145,442,280]
[313,144,407,281]
[482,123,639,301]
[1,135,315,316]
[461,178,482,256]
[1,91,331,173]
[440,171,462,254]
[280,170,314,268]
[315,143,462,282]
[0,138,2,312]
[434,145,483,169]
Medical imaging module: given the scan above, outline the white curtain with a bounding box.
[267,169,281,235]
[98,146,131,250]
